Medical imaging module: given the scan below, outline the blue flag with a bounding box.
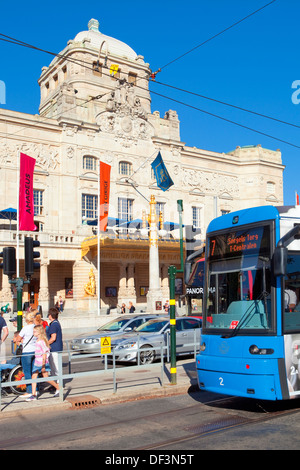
[151,152,174,192]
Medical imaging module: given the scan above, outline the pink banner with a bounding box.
[19,153,37,231]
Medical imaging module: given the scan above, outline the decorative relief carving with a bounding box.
[96,79,154,147]
[182,168,239,196]
[0,141,59,170]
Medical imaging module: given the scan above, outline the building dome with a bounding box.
[74,19,138,61]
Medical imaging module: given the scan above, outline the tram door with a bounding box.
[28,279,39,309]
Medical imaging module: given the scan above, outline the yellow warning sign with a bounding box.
[101,336,111,354]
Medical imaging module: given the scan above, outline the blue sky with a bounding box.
[0,0,299,205]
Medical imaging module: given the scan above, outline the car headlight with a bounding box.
[117,342,137,350]
[83,338,100,344]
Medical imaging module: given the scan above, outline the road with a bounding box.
[1,387,300,451]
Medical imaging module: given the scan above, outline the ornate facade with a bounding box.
[0,19,284,314]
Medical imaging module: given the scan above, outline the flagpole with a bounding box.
[17,152,20,278]
[97,158,100,316]
[126,149,158,183]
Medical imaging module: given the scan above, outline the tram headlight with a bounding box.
[249,345,260,354]
[200,342,206,352]
[249,344,274,355]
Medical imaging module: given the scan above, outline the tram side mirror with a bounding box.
[273,246,287,277]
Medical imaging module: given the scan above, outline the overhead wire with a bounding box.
[153,0,278,73]
[1,0,299,150]
[150,89,300,150]
[152,80,300,130]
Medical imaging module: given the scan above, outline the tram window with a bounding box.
[206,258,272,331]
[283,253,300,332]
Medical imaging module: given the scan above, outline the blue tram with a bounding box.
[196,205,300,400]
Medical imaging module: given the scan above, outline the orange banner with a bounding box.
[99,161,111,231]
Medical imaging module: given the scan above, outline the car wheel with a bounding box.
[139,345,155,365]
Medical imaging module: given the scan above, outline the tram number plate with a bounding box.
[219,377,224,386]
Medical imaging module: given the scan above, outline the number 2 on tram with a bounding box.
[197,205,300,400]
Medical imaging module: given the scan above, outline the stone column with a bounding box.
[127,263,136,301]
[118,263,128,301]
[161,264,169,300]
[146,195,163,313]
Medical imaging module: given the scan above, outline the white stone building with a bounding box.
[0,19,284,315]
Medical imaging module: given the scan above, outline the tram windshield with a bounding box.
[204,224,273,333]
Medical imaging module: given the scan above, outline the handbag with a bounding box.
[16,335,34,356]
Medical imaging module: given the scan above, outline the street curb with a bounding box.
[0,383,199,419]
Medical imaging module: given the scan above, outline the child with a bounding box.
[34,313,48,330]
[26,325,60,401]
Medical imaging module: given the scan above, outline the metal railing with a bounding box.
[0,332,200,411]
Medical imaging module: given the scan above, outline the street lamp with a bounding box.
[141,195,166,313]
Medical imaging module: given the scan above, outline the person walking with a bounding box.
[16,311,36,397]
[46,308,63,385]
[26,325,59,401]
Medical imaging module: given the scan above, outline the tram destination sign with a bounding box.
[208,225,270,260]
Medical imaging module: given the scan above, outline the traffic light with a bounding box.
[24,237,40,278]
[0,247,16,278]
[185,224,202,259]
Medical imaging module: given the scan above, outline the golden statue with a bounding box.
[84,268,96,296]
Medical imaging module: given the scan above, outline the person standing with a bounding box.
[16,311,36,397]
[0,310,9,364]
[128,301,135,313]
[46,308,63,384]
[26,325,60,401]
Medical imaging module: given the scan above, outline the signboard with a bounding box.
[208,225,270,261]
[101,336,111,354]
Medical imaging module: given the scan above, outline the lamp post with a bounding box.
[140,195,167,313]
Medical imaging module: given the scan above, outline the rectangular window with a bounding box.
[192,207,201,228]
[92,61,102,76]
[118,198,133,221]
[128,72,137,85]
[33,190,43,216]
[82,194,98,221]
[156,202,165,218]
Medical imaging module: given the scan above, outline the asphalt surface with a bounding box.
[0,355,198,417]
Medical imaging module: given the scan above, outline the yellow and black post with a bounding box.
[168,265,177,384]
[168,200,184,385]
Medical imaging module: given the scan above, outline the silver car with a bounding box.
[109,316,201,364]
[70,315,158,353]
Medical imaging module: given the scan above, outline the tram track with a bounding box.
[0,395,299,450]
[136,398,300,450]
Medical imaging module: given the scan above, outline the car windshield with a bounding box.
[136,319,168,333]
[97,319,130,331]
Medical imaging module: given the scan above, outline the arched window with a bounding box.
[83,156,97,171]
[119,161,132,176]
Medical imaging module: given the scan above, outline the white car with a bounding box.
[109,316,201,364]
[70,315,158,353]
